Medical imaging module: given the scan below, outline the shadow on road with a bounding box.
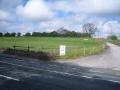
[0,54,120,90]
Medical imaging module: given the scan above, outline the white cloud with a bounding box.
[16,0,54,21]
[87,0,120,15]
[1,0,120,35]
[37,14,87,32]
[98,21,120,38]
[0,10,13,22]
[4,23,35,33]
[52,0,120,16]
[0,9,15,33]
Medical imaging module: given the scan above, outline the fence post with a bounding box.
[28,45,30,52]
[84,48,86,56]
[41,46,43,51]
[13,45,16,53]
[90,47,92,55]
[93,47,95,54]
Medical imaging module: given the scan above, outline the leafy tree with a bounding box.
[0,32,3,37]
[25,32,31,36]
[17,32,21,37]
[32,32,38,36]
[110,35,118,40]
[32,32,42,37]
[50,31,58,37]
[4,32,11,37]
[41,32,49,37]
[11,32,16,37]
[70,31,77,37]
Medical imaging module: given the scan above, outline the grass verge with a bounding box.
[109,40,120,46]
[0,37,105,59]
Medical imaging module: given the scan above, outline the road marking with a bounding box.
[0,60,93,80]
[0,60,120,84]
[0,61,83,77]
[0,56,59,67]
[82,75,120,83]
[81,76,92,79]
[0,56,82,71]
[107,80,120,84]
[89,70,106,73]
[0,74,19,81]
[0,56,84,75]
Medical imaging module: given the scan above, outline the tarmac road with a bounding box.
[0,54,120,90]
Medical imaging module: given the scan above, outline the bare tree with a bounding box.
[82,23,97,37]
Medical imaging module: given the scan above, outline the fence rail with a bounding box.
[11,45,103,58]
[13,45,34,52]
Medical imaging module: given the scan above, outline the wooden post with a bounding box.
[41,46,43,51]
[28,45,30,52]
[84,48,86,56]
[93,47,95,54]
[13,45,16,53]
[90,48,92,55]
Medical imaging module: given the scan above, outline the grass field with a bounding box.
[109,40,120,46]
[0,37,105,59]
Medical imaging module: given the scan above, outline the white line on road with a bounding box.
[107,80,120,84]
[81,76,92,79]
[0,56,67,68]
[0,74,19,81]
[0,60,120,84]
[0,61,83,78]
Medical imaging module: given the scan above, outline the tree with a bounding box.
[17,32,21,37]
[25,32,31,36]
[4,32,11,37]
[32,32,38,37]
[50,31,58,37]
[0,32,3,37]
[70,31,77,37]
[41,32,49,37]
[11,32,16,37]
[82,23,97,37]
[110,35,118,40]
[32,32,42,37]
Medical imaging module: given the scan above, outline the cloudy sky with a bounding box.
[0,0,120,35]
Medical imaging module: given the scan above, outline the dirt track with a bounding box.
[66,43,120,70]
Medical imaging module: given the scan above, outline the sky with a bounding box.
[0,0,120,36]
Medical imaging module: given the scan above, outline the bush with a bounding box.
[110,35,118,40]
[3,48,56,61]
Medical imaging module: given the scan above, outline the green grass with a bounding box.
[0,37,105,59]
[109,40,120,46]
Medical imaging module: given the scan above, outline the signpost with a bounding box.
[60,45,66,56]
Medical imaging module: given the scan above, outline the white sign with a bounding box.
[60,45,66,56]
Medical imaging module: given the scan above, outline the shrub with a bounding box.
[3,48,56,61]
[110,35,118,40]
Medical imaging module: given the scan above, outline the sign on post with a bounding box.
[60,45,66,56]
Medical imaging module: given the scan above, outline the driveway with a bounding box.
[66,43,120,70]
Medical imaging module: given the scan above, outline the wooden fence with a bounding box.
[11,45,103,57]
[13,45,34,52]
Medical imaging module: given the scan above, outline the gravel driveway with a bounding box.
[66,43,120,70]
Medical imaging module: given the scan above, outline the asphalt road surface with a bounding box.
[68,43,120,70]
[0,54,120,90]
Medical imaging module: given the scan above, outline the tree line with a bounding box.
[0,32,21,37]
[0,23,97,38]
[0,31,90,37]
